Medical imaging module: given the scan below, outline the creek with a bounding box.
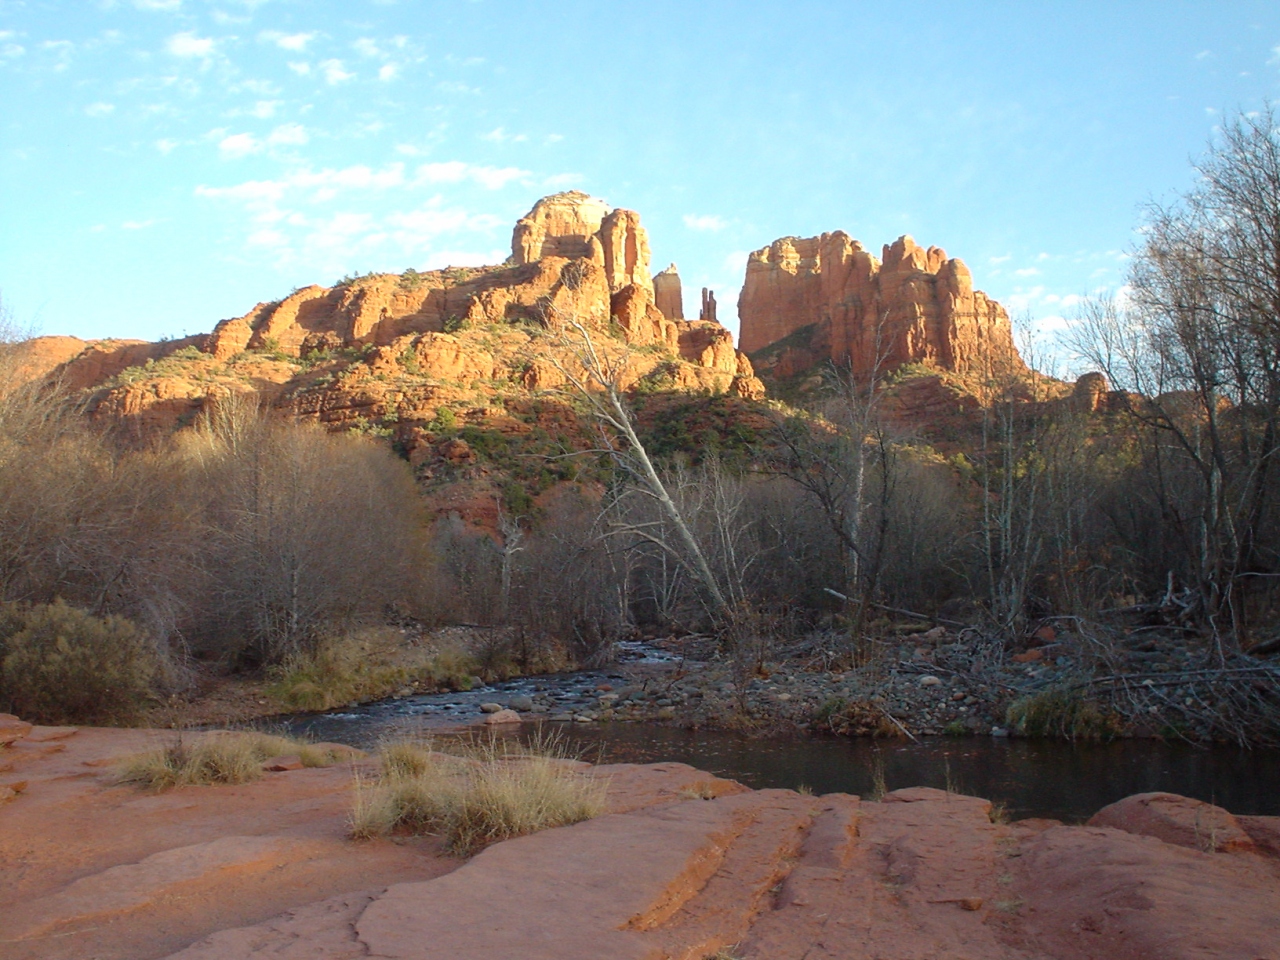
[279,641,1280,822]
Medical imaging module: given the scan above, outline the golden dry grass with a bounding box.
[116,730,345,790]
[350,731,607,854]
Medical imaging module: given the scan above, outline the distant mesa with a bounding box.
[11,192,766,433]
[738,232,1028,381]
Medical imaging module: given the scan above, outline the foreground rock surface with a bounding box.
[1,725,1277,960]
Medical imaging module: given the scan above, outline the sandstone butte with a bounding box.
[1,718,1278,960]
[738,231,1029,383]
[3,192,764,441]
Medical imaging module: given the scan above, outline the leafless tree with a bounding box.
[548,315,735,620]
[1067,106,1280,651]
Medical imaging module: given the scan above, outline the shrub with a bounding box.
[0,601,157,724]
[116,730,345,790]
[350,733,606,853]
[267,630,417,712]
[1006,685,1123,740]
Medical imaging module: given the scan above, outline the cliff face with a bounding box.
[738,232,1027,380]
[24,193,764,436]
[202,192,755,387]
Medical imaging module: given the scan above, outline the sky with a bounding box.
[3,0,1280,367]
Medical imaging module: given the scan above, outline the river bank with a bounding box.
[2,718,1278,960]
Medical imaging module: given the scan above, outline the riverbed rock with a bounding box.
[1238,815,1280,858]
[5,725,1279,960]
[0,714,32,746]
[1087,792,1256,853]
[508,695,534,712]
[483,709,522,725]
[479,702,503,714]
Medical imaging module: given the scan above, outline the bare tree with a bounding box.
[548,315,734,620]
[1067,106,1280,650]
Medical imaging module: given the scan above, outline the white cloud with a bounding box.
[378,63,398,81]
[436,80,477,94]
[319,59,353,84]
[134,0,181,10]
[1194,49,1212,61]
[166,32,215,58]
[481,126,527,143]
[723,251,748,272]
[156,138,179,154]
[287,61,310,75]
[684,214,726,232]
[261,31,315,51]
[415,162,528,190]
[122,218,162,229]
[267,122,307,146]
[1,42,25,58]
[218,132,260,158]
[1014,267,1041,277]
[353,38,381,58]
[545,133,564,144]
[85,102,115,117]
[988,254,1012,265]
[249,100,279,118]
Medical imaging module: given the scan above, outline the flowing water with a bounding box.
[279,644,1280,823]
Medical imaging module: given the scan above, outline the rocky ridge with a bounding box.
[739,231,1028,383]
[14,192,764,439]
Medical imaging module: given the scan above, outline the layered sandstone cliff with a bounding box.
[20,193,764,436]
[738,232,1027,381]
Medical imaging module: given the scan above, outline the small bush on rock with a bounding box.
[350,733,606,853]
[0,600,157,724]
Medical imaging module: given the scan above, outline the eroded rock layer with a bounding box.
[738,232,1028,380]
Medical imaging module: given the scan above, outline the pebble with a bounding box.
[920,676,943,687]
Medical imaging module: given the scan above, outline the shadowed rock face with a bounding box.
[738,231,1028,380]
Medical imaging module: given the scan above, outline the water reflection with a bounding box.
[282,712,1280,822]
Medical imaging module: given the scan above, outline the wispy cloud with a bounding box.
[166,31,215,58]
[481,126,527,143]
[416,162,529,190]
[260,31,316,52]
[267,122,307,146]
[218,132,260,159]
[684,214,726,232]
[319,59,353,84]
[134,0,182,10]
[85,102,115,117]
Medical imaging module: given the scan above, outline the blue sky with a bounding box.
[2,0,1280,364]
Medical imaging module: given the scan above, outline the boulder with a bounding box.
[483,709,522,725]
[1087,792,1256,853]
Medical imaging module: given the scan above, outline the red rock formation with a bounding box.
[738,232,1027,380]
[699,287,717,323]
[653,264,684,320]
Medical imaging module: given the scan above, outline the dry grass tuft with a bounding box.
[116,730,343,790]
[350,731,607,854]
